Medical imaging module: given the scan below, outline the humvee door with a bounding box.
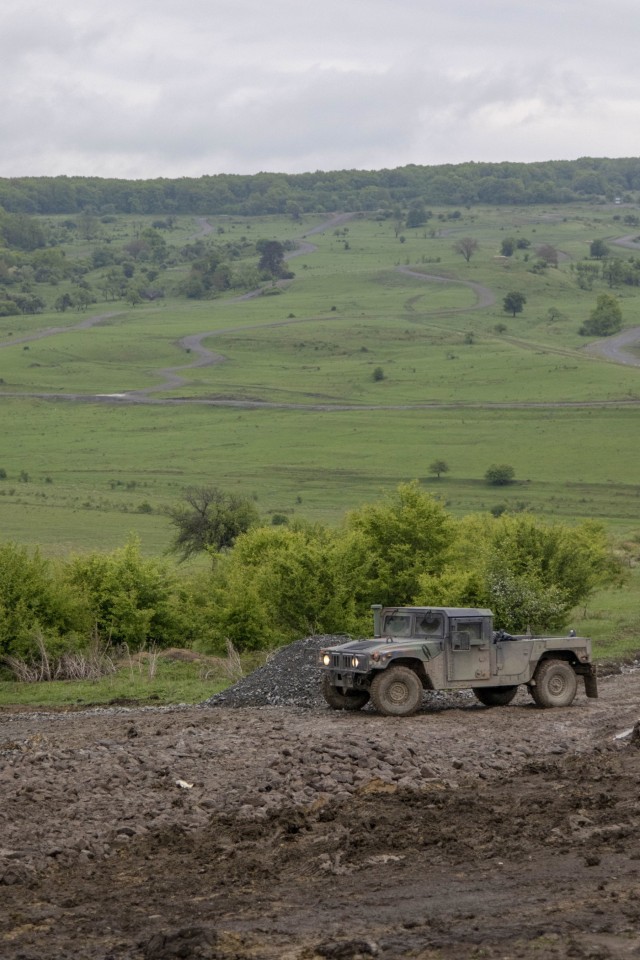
[446,616,491,682]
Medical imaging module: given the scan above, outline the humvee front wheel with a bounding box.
[473,685,518,707]
[321,676,370,711]
[370,666,423,717]
[531,659,578,708]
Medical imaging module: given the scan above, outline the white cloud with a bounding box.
[1,0,639,177]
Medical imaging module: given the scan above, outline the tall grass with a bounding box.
[2,631,116,682]
[0,644,252,708]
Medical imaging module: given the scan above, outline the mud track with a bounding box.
[2,666,640,959]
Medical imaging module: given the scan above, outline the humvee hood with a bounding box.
[324,639,382,652]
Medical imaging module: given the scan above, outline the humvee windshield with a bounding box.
[382,611,444,638]
[415,612,444,638]
[383,613,412,636]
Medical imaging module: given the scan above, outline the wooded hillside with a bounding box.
[1,157,639,215]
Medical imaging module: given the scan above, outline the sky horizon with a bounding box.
[3,0,639,181]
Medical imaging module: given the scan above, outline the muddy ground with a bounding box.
[2,669,640,959]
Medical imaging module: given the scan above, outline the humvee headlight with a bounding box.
[351,656,360,668]
[322,654,331,667]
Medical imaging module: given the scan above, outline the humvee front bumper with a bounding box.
[320,650,372,690]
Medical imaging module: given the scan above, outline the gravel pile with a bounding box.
[205,635,349,709]
[203,635,477,712]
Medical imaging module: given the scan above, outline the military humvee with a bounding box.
[319,604,598,716]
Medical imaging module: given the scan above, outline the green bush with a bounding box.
[485,464,515,486]
[0,483,624,666]
[0,542,89,659]
[579,293,623,337]
[342,481,453,607]
[203,483,456,650]
[207,523,343,651]
[417,513,621,632]
[64,536,191,650]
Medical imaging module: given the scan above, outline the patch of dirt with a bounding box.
[1,664,640,959]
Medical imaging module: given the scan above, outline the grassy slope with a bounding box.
[0,204,638,550]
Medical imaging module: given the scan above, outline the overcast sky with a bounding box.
[2,0,638,180]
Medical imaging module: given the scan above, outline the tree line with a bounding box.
[0,157,639,216]
[0,483,621,673]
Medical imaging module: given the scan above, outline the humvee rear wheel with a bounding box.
[473,685,518,707]
[321,676,370,711]
[370,666,423,717]
[531,659,578,708]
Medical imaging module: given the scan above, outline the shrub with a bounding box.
[0,542,89,659]
[64,536,188,650]
[417,513,621,633]
[485,464,516,486]
[579,293,623,337]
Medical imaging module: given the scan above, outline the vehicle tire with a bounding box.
[531,659,578,708]
[321,676,370,711]
[473,685,518,707]
[370,666,423,717]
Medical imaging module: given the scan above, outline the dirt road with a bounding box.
[584,326,640,368]
[2,664,640,959]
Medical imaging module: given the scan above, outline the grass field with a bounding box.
[0,203,639,557]
[0,653,240,708]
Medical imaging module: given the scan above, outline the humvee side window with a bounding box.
[452,620,484,650]
[383,614,411,636]
[465,621,483,641]
[415,613,444,638]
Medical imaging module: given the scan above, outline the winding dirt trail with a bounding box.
[2,221,640,408]
[397,265,496,309]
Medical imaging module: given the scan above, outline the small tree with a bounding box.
[343,481,454,606]
[167,486,259,560]
[601,259,625,289]
[257,239,287,278]
[453,237,479,263]
[406,202,428,228]
[54,293,74,312]
[372,366,385,382]
[579,293,623,337]
[536,244,559,267]
[485,464,516,486]
[500,237,516,257]
[589,238,610,259]
[429,459,449,480]
[503,291,527,317]
[546,306,566,323]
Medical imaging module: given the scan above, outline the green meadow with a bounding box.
[1,203,639,559]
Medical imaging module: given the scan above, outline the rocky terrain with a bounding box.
[1,638,640,959]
